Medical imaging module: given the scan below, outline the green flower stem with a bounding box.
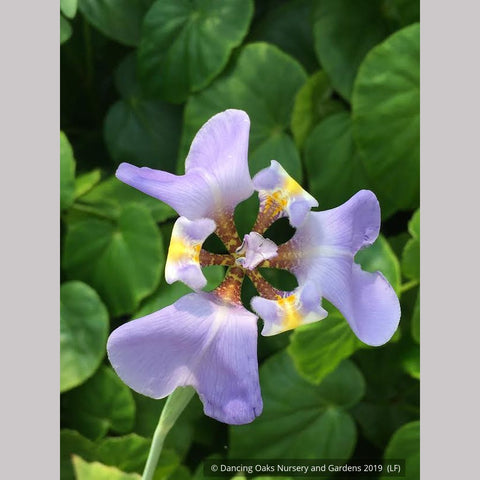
[142,387,195,480]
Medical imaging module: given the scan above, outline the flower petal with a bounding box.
[165,217,216,290]
[107,292,262,425]
[251,281,327,336]
[235,232,278,270]
[288,190,400,346]
[116,110,254,221]
[253,160,318,227]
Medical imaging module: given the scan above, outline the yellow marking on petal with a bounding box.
[167,237,201,263]
[283,174,304,196]
[192,244,201,263]
[277,295,303,331]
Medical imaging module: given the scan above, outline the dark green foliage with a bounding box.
[61,1,420,477]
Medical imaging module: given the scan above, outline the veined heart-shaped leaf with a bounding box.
[229,352,365,459]
[63,204,164,316]
[355,235,402,295]
[61,366,135,440]
[104,54,183,173]
[138,0,254,103]
[352,24,420,214]
[249,0,318,73]
[304,112,373,212]
[60,281,109,392]
[78,0,153,46]
[313,0,391,100]
[181,43,307,181]
[288,309,364,385]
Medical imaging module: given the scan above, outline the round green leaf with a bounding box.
[402,239,420,281]
[381,421,420,480]
[313,0,391,100]
[61,0,78,19]
[402,209,420,281]
[291,71,345,149]
[77,175,176,223]
[104,99,182,172]
[63,203,164,316]
[352,23,420,213]
[60,131,76,211]
[72,456,141,480]
[304,112,373,212]
[181,42,307,180]
[60,281,109,393]
[61,366,135,440]
[74,169,102,199]
[61,430,96,480]
[78,0,153,46]
[288,310,364,385]
[355,234,402,294]
[104,54,183,172]
[407,208,420,238]
[229,353,364,459]
[249,0,318,73]
[95,435,155,473]
[138,0,254,103]
[249,132,303,181]
[60,15,73,44]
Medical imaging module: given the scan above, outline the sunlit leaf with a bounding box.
[72,456,141,480]
[380,421,420,480]
[61,15,73,44]
[60,131,76,210]
[61,0,78,18]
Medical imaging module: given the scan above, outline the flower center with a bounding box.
[234,232,278,270]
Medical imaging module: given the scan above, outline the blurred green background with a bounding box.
[60,1,420,479]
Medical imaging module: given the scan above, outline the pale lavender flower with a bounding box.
[107,109,400,425]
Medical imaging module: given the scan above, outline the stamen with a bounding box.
[214,213,242,252]
[251,192,286,234]
[199,250,235,267]
[246,269,283,300]
[257,242,298,270]
[252,161,318,230]
[213,266,245,304]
